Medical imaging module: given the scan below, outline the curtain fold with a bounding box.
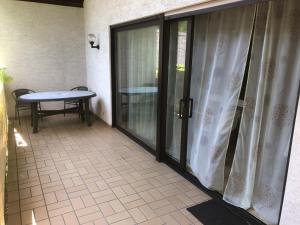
[223,0,300,224]
[188,5,256,192]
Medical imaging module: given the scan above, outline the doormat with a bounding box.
[187,199,260,225]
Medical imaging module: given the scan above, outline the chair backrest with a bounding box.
[141,83,156,87]
[71,86,88,91]
[11,89,35,101]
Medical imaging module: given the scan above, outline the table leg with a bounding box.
[79,100,84,121]
[31,104,33,127]
[126,94,130,123]
[32,102,38,133]
[84,99,91,126]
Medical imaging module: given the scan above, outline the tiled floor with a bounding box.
[6,115,210,225]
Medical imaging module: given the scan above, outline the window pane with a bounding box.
[165,20,188,162]
[115,25,159,149]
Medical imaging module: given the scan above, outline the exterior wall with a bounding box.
[84,1,300,225]
[0,0,86,116]
[84,0,215,125]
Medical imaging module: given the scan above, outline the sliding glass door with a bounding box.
[112,20,161,150]
[165,19,192,168]
[111,3,299,224]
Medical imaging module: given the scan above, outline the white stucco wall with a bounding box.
[0,0,86,116]
[84,0,216,125]
[84,1,300,225]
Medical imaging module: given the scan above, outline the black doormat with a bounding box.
[187,200,260,225]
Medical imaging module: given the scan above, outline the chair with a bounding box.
[11,89,42,125]
[64,86,88,117]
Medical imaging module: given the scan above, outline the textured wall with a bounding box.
[84,0,214,125]
[0,0,86,116]
[84,1,300,225]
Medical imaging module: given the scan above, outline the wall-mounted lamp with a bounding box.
[88,33,99,50]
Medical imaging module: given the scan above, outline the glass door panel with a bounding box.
[165,20,188,162]
[115,25,160,149]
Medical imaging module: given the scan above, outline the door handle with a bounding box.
[177,99,184,119]
[188,98,193,118]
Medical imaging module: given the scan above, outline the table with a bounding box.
[118,87,158,107]
[119,87,158,94]
[20,91,96,133]
[118,87,158,122]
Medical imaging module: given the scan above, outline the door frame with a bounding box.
[109,1,296,224]
[110,14,164,155]
[158,7,267,225]
[158,16,194,170]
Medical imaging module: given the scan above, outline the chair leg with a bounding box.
[31,107,33,126]
[79,101,84,121]
[17,108,21,125]
[78,103,80,119]
[15,106,17,121]
[64,102,66,117]
[39,103,43,121]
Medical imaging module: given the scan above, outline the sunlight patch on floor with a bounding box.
[14,128,27,147]
[31,211,37,225]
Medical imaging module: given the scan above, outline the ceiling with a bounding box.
[19,0,84,7]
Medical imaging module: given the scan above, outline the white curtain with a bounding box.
[224,0,300,224]
[116,26,159,148]
[188,5,256,192]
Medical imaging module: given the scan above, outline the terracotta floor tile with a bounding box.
[70,197,85,210]
[21,210,33,225]
[98,202,115,217]
[63,211,79,225]
[7,116,211,225]
[34,206,49,221]
[106,211,131,224]
[129,207,147,223]
[111,217,136,225]
[7,213,21,225]
[50,215,65,225]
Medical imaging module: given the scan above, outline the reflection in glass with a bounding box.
[115,25,160,148]
[165,21,188,161]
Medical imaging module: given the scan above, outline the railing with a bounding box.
[0,82,8,225]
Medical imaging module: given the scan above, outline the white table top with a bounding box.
[119,87,158,94]
[19,91,96,102]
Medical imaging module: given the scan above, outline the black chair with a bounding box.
[64,86,88,117]
[11,89,42,125]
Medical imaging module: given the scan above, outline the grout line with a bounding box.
[11,115,206,225]
[38,115,119,224]
[7,118,23,224]
[24,116,65,225]
[64,130,118,225]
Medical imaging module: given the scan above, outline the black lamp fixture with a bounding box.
[88,33,99,50]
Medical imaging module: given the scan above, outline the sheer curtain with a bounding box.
[224,0,300,224]
[188,5,256,192]
[116,26,159,148]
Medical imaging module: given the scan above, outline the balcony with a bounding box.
[6,115,209,225]
[1,0,300,225]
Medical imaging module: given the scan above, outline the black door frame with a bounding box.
[159,10,266,225]
[110,9,266,225]
[110,1,299,225]
[158,16,194,171]
[110,14,164,156]
[160,2,297,225]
